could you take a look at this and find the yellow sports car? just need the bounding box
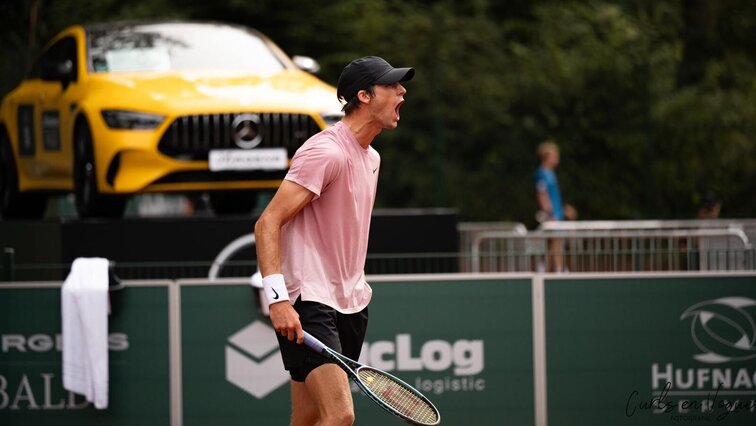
[0,21,342,217]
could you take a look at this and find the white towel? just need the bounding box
[62,257,110,409]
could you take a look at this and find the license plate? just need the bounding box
[208,148,288,171]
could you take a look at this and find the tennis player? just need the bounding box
[255,56,414,425]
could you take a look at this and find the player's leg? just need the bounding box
[290,380,318,426]
[277,300,367,425]
[277,298,351,424]
[304,363,355,425]
[306,305,369,424]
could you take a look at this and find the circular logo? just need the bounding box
[232,114,263,149]
[681,297,756,364]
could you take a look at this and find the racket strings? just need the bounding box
[357,368,439,425]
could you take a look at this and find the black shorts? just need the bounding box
[276,297,369,382]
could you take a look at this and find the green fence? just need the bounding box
[2,273,755,425]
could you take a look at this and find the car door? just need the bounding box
[34,35,81,186]
[8,70,45,186]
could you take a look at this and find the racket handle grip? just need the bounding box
[302,331,327,354]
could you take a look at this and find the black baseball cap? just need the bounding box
[337,56,415,103]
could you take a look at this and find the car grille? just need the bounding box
[158,113,321,160]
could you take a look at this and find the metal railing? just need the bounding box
[469,228,753,273]
[537,218,756,232]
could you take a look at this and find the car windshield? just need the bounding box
[87,23,287,74]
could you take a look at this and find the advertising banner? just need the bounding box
[180,284,292,426]
[0,285,171,425]
[545,275,756,425]
[180,278,534,425]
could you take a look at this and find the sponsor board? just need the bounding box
[180,284,292,426]
[359,333,485,396]
[355,278,532,426]
[546,275,756,425]
[0,332,128,410]
[181,278,533,426]
[220,323,486,400]
[0,286,170,425]
[225,321,288,398]
[6,274,752,424]
[636,297,756,423]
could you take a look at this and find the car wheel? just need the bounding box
[73,121,127,218]
[209,191,258,216]
[0,130,47,219]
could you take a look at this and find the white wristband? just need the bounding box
[262,274,289,306]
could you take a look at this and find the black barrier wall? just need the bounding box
[0,208,458,280]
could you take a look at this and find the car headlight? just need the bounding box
[101,110,165,130]
[320,110,344,126]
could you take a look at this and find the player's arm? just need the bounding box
[256,179,313,276]
[255,180,314,343]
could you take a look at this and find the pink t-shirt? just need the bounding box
[280,121,379,314]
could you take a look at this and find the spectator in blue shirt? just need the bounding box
[535,141,576,272]
[535,145,564,221]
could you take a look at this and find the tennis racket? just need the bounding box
[302,331,441,425]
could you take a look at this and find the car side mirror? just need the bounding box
[292,55,321,74]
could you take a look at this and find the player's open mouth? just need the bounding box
[395,100,404,121]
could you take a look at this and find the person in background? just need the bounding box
[535,140,576,272]
[694,191,725,270]
[697,192,722,219]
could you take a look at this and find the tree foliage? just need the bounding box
[1,0,754,221]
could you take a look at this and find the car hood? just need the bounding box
[86,69,342,115]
